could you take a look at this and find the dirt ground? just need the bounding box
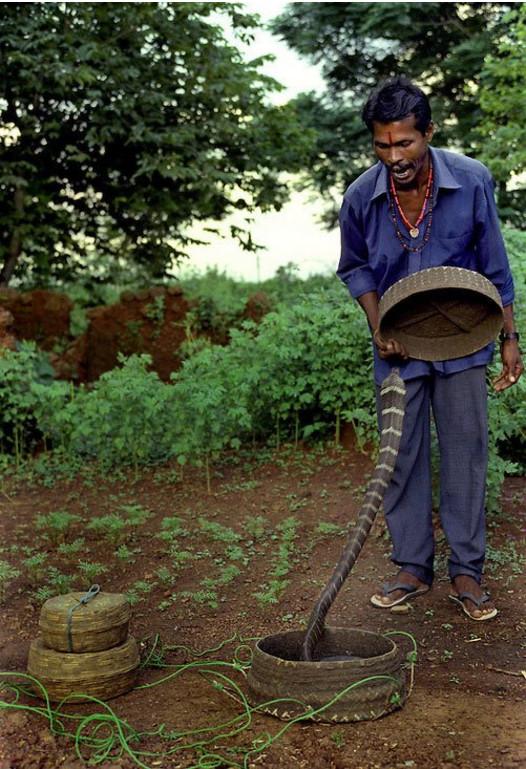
[0,444,525,769]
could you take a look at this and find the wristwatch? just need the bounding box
[499,330,520,344]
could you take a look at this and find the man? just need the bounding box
[337,76,522,621]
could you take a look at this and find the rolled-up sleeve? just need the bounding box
[336,195,377,299]
[475,171,515,307]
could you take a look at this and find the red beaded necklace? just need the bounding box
[389,161,434,239]
[388,160,435,253]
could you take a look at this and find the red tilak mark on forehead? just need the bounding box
[388,132,393,144]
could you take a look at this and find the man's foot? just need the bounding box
[370,570,430,609]
[448,575,497,621]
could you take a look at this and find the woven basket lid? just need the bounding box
[39,589,130,653]
[378,267,503,361]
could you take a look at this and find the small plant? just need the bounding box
[199,518,240,543]
[157,516,187,541]
[119,503,152,526]
[171,549,198,570]
[77,561,108,583]
[221,479,260,493]
[35,510,81,544]
[47,567,75,595]
[225,545,246,563]
[201,564,241,591]
[115,544,137,562]
[254,578,290,605]
[126,579,153,605]
[255,517,299,606]
[0,560,21,602]
[57,538,86,558]
[243,515,267,541]
[315,521,343,536]
[33,585,54,604]
[22,553,48,583]
[180,588,218,609]
[486,541,525,575]
[87,514,128,545]
[156,566,173,585]
[331,730,346,749]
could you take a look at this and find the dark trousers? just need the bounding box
[376,366,488,586]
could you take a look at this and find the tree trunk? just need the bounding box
[0,185,24,287]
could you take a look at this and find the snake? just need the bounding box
[300,368,406,661]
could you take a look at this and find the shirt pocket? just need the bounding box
[428,231,475,267]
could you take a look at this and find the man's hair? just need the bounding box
[362,76,432,135]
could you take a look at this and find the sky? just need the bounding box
[181,1,340,282]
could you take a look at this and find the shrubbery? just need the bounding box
[1,228,525,511]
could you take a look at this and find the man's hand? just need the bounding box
[493,340,524,392]
[373,328,409,360]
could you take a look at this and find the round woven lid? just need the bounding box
[378,267,503,361]
[39,591,130,631]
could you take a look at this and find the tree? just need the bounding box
[478,5,526,225]
[270,2,510,226]
[0,3,312,285]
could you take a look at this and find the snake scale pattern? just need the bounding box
[300,368,406,661]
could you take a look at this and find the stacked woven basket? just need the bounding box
[27,585,140,701]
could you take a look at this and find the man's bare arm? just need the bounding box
[357,291,408,360]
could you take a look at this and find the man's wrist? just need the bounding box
[499,330,520,344]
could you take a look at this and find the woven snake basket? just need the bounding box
[39,591,130,653]
[248,627,406,723]
[27,636,140,702]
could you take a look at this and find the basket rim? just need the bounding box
[254,626,397,667]
[378,267,503,360]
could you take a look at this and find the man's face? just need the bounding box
[372,114,434,188]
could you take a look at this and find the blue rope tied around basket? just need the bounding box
[66,584,101,653]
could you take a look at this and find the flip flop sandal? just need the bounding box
[370,581,430,609]
[448,591,498,621]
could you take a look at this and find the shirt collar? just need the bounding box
[370,146,461,201]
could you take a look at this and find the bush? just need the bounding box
[34,354,177,473]
[2,230,525,510]
[0,342,55,463]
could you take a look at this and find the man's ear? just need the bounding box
[426,121,435,142]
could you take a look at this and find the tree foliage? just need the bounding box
[0,2,312,285]
[270,2,511,225]
[478,5,526,223]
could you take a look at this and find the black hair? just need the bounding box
[361,76,432,135]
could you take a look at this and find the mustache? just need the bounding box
[391,164,414,173]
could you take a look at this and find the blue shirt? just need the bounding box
[337,147,515,383]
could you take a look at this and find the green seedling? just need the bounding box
[87,514,128,545]
[35,510,81,544]
[77,561,108,583]
[157,516,188,541]
[243,516,268,543]
[199,518,240,543]
[57,538,86,558]
[179,589,218,609]
[0,560,21,602]
[47,567,75,595]
[22,553,48,583]
[126,579,154,606]
[115,544,138,562]
[156,567,173,586]
[119,503,152,526]
[254,516,299,607]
